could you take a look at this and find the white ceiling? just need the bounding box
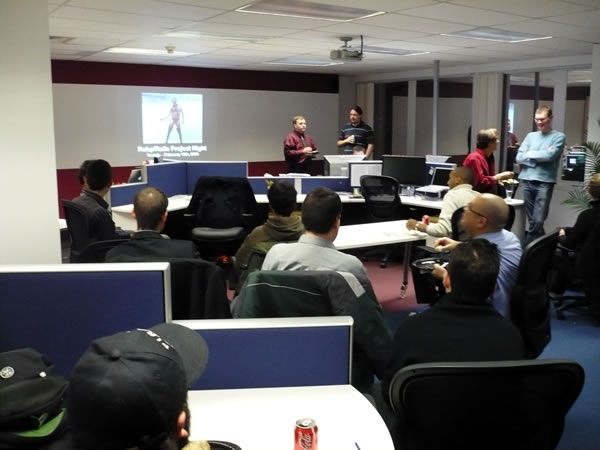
[48,0,600,77]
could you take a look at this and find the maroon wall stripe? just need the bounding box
[51,60,338,93]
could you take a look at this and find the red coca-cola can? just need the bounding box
[295,418,318,450]
[422,215,430,225]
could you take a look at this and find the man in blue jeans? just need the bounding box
[516,105,565,247]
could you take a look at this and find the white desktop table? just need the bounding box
[188,384,394,450]
[335,220,427,297]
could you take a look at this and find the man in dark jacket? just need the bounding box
[73,159,131,242]
[106,186,200,261]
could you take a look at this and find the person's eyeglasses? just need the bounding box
[535,117,548,122]
[466,203,487,220]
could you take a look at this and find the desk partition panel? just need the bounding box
[301,177,350,194]
[176,317,353,389]
[146,162,187,197]
[0,263,171,377]
[186,161,248,194]
[248,176,297,195]
[110,182,148,207]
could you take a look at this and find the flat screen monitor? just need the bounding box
[382,155,426,186]
[0,263,171,377]
[431,167,453,186]
[348,161,382,189]
[127,168,143,183]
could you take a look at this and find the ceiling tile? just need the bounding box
[357,13,474,34]
[450,0,595,18]
[398,3,527,26]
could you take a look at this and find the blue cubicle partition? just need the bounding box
[176,317,352,390]
[110,182,148,206]
[146,162,187,197]
[424,162,456,185]
[301,177,350,194]
[185,161,248,194]
[0,263,171,377]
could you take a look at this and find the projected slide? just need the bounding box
[139,93,207,158]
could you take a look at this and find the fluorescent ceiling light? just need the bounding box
[162,31,265,43]
[236,0,384,22]
[363,46,430,56]
[265,57,342,66]
[442,27,552,43]
[103,47,194,56]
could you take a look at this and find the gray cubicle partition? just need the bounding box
[0,263,171,377]
[176,317,353,390]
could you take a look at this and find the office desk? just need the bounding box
[188,385,394,450]
[335,220,426,297]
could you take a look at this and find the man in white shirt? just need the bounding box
[406,166,479,240]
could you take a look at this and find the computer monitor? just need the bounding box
[431,167,453,186]
[323,155,365,176]
[127,168,143,183]
[348,160,383,189]
[382,155,426,186]
[0,263,171,377]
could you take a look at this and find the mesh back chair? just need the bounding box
[388,359,584,450]
[510,231,559,358]
[359,175,402,268]
[555,220,600,320]
[78,239,129,263]
[62,199,92,262]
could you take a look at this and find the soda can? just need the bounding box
[422,215,430,225]
[294,418,318,450]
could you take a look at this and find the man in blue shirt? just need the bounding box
[516,105,566,246]
[433,194,522,319]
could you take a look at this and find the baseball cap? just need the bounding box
[67,323,209,450]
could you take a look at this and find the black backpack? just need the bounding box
[0,348,69,449]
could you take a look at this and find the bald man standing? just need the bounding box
[432,194,522,318]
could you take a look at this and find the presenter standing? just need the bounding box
[337,106,374,158]
[284,115,318,174]
[516,105,565,246]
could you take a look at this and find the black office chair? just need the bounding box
[233,248,267,295]
[554,221,600,320]
[388,359,585,450]
[78,239,128,263]
[510,230,559,358]
[62,199,91,262]
[359,175,402,268]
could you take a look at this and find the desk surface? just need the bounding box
[188,384,394,450]
[335,220,426,250]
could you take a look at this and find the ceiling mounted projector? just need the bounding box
[330,36,364,62]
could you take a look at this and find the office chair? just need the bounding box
[78,239,128,263]
[554,221,600,320]
[233,248,267,295]
[62,199,92,262]
[359,175,402,268]
[388,359,584,450]
[234,270,391,393]
[510,230,559,358]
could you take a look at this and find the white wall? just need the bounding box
[1,1,61,264]
[53,84,338,169]
[392,96,471,155]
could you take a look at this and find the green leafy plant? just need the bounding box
[563,120,600,212]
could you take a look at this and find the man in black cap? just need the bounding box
[67,323,210,450]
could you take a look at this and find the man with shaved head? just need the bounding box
[106,186,200,261]
[406,166,479,239]
[432,193,522,318]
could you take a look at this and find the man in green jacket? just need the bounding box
[234,180,304,275]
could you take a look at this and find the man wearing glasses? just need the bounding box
[516,106,566,246]
[433,194,522,319]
